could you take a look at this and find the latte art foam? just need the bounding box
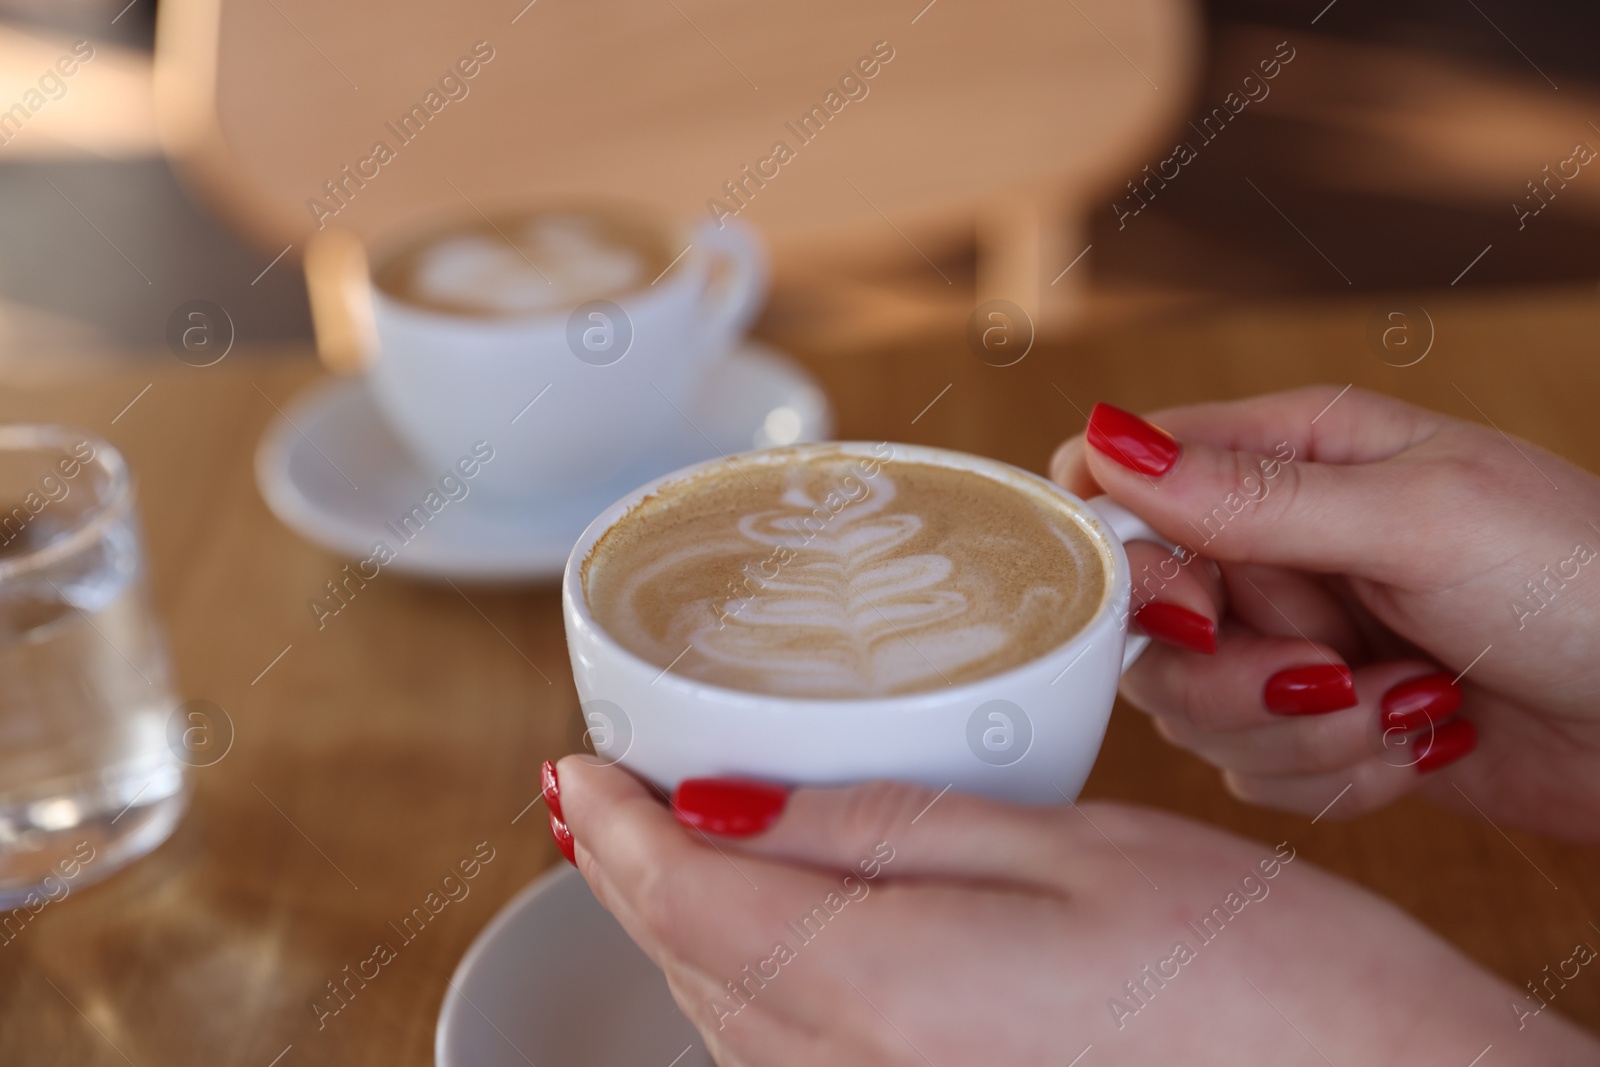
[373,209,674,317]
[583,450,1107,698]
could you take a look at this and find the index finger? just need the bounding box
[1049,386,1444,492]
[1131,387,1443,464]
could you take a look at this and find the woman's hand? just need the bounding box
[551,759,1599,1067]
[1050,387,1600,840]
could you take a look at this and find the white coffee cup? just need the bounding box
[561,442,1169,804]
[335,203,767,497]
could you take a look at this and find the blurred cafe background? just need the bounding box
[3,0,1599,361]
[1,0,1597,1063]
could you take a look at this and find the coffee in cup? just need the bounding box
[582,447,1107,697]
[371,209,676,318]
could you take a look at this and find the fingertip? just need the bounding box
[1086,402,1182,478]
[1122,539,1226,651]
[1263,664,1357,716]
[671,777,790,838]
[1379,671,1461,732]
[540,759,562,822]
[551,753,593,803]
[549,810,577,865]
[1049,434,1098,497]
[1133,600,1217,655]
[553,755,662,830]
[553,752,591,778]
[1414,717,1477,775]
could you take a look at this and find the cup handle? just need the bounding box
[1084,495,1178,673]
[691,219,768,354]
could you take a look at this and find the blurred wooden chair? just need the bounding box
[153,0,1200,340]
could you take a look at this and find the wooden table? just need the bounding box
[4,283,1598,1063]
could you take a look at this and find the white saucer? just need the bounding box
[436,865,713,1067]
[256,342,832,581]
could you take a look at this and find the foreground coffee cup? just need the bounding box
[561,442,1169,804]
[310,201,766,497]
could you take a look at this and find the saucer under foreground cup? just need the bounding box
[255,341,831,581]
[436,865,713,1067]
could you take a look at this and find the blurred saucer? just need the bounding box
[436,865,713,1067]
[256,341,831,581]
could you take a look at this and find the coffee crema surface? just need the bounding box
[583,450,1108,698]
[373,209,676,317]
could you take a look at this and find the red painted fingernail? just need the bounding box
[1381,672,1462,732]
[1087,402,1181,477]
[672,778,789,838]
[540,759,563,822]
[549,811,576,866]
[1264,664,1357,715]
[1133,600,1217,655]
[1415,718,1477,775]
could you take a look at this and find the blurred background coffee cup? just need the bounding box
[305,201,766,498]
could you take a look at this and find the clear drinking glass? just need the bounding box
[0,426,185,908]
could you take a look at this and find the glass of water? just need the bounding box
[0,426,185,908]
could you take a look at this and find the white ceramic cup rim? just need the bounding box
[364,199,703,332]
[562,441,1132,711]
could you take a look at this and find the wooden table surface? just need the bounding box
[4,283,1598,1064]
